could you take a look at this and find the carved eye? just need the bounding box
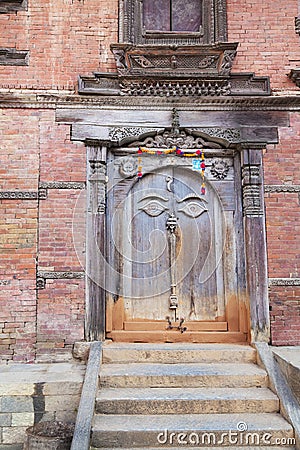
[178,201,207,218]
[139,200,169,217]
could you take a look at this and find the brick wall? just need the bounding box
[0,109,86,362]
[227,0,299,90]
[264,112,300,345]
[0,0,118,90]
[0,0,298,91]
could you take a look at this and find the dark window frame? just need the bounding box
[0,0,27,14]
[119,0,227,45]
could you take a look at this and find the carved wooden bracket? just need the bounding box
[289,68,300,88]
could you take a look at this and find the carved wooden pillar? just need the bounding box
[86,142,108,341]
[241,144,270,343]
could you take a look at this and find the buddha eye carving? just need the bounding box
[178,201,207,218]
[139,200,169,217]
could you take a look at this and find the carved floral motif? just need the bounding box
[119,156,138,178]
[210,159,230,180]
[131,129,224,149]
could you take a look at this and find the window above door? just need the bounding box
[119,0,228,46]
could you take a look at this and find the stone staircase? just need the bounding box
[90,343,295,449]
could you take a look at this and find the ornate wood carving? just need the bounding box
[128,127,228,149]
[110,43,238,77]
[269,278,300,286]
[108,127,160,142]
[78,72,270,97]
[196,128,241,143]
[86,144,107,341]
[265,184,300,193]
[119,156,138,178]
[120,78,232,97]
[295,16,300,35]
[39,181,86,190]
[210,159,230,180]
[36,271,85,289]
[241,146,270,342]
[0,191,38,200]
[88,160,107,214]
[0,48,29,66]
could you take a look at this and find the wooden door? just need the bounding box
[106,153,248,342]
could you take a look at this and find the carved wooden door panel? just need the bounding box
[106,153,247,342]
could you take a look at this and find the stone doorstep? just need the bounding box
[101,342,257,364]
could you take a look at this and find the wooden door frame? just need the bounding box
[84,128,272,344]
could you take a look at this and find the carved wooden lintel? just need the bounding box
[110,43,238,77]
[0,48,29,65]
[78,72,270,97]
[128,127,229,150]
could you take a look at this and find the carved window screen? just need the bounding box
[120,0,227,45]
[143,0,202,33]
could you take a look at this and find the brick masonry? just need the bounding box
[0,0,299,361]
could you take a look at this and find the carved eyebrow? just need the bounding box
[138,194,169,203]
[176,194,208,204]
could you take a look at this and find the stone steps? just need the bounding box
[92,447,296,450]
[96,387,279,415]
[100,362,268,388]
[91,413,294,448]
[91,343,295,449]
[102,343,257,364]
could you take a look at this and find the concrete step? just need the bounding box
[96,387,279,415]
[102,343,256,364]
[99,362,268,388]
[91,413,294,448]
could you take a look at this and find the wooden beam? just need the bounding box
[107,331,247,343]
